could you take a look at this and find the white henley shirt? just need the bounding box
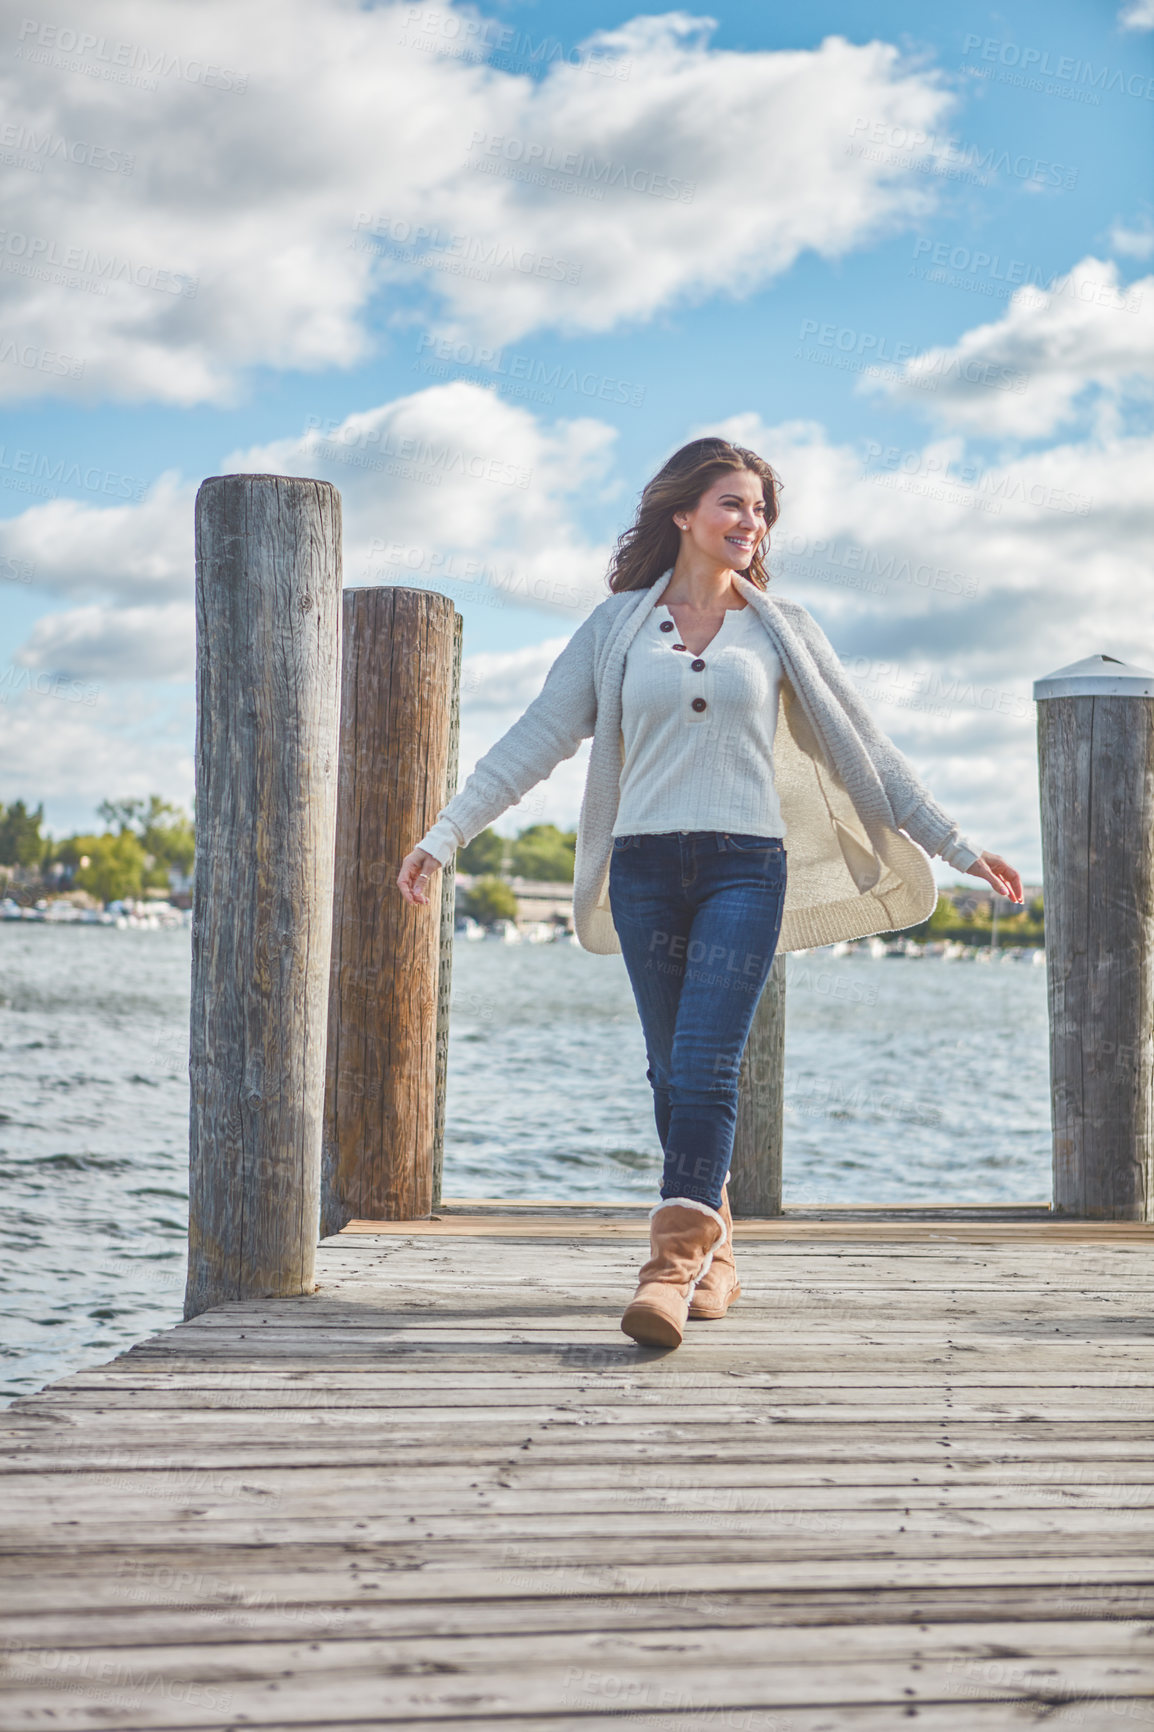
[612,602,786,840]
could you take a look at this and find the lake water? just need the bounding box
[0,924,1051,1404]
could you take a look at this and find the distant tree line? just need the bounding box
[459,823,576,881]
[0,796,195,905]
[1,807,572,915]
[898,893,1045,947]
[456,823,576,926]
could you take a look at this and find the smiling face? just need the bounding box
[674,469,768,572]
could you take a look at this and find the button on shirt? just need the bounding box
[614,602,787,839]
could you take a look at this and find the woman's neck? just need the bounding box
[663,564,748,609]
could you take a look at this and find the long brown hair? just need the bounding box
[607,438,782,593]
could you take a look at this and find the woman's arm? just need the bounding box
[792,607,1024,903]
[398,610,600,905]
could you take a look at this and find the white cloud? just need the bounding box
[225,380,616,615]
[1109,217,1154,260]
[453,637,593,835]
[15,601,194,681]
[1119,0,1154,29]
[400,19,952,344]
[861,256,1154,436]
[459,638,572,710]
[0,683,194,820]
[0,471,193,603]
[1,1,954,402]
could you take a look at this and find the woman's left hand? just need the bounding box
[965,851,1024,905]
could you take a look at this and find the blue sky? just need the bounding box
[1,0,1151,876]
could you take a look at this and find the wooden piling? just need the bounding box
[432,611,464,1211]
[185,474,342,1320]
[1035,653,1154,1220]
[729,956,786,1217]
[321,587,459,1233]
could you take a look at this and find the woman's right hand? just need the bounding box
[963,850,1024,905]
[397,848,443,907]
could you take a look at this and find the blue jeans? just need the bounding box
[608,831,787,1213]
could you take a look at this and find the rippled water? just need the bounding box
[0,925,1051,1402]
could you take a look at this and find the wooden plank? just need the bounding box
[5,1624,1153,1674]
[2,1650,1152,1729]
[338,1214,1154,1240]
[8,1399,1150,1427]
[7,1498,1154,1551]
[3,1580,1152,1633]
[42,1715,1137,1732]
[7,1516,1154,1559]
[43,1337,1154,1371]
[29,1374,1154,1397]
[10,1409,1150,1442]
[7,1601,1154,1651]
[437,1199,1059,1214]
[4,1478,1154,1521]
[7,1447,1154,1491]
[3,1549,1152,1601]
[16,1383,1154,1410]
[70,1715,1137,1732]
[119,1714,1147,1732]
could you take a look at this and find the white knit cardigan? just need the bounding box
[419,569,981,955]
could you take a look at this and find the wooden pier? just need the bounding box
[3,1206,1153,1730]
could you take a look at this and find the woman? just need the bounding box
[398,437,1022,1350]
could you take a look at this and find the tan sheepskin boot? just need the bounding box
[620,1199,726,1349]
[687,1179,740,1319]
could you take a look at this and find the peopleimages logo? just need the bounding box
[401,8,633,80]
[15,19,248,92]
[352,213,582,284]
[910,240,1144,313]
[466,129,696,201]
[0,230,197,297]
[797,319,1029,394]
[774,532,979,597]
[847,117,1078,189]
[363,539,581,611]
[0,445,148,501]
[862,442,1094,517]
[961,34,1154,102]
[413,333,645,407]
[0,120,135,175]
[0,335,84,377]
[0,667,100,706]
[303,416,533,489]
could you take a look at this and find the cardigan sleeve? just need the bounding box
[793,609,982,873]
[415,611,600,865]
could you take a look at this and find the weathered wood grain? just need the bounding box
[5,1218,1154,1731]
[432,608,462,1210]
[185,475,342,1320]
[731,953,786,1216]
[320,587,458,1231]
[1039,691,1154,1219]
[339,1211,1154,1240]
